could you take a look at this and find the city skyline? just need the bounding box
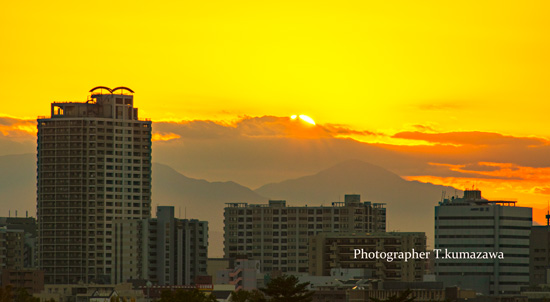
[1,3,550,222]
[3,2,550,300]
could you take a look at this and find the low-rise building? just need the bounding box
[216,258,262,290]
[207,258,230,284]
[0,268,44,294]
[312,280,475,302]
[309,232,426,281]
[35,282,146,302]
[0,217,39,269]
[0,228,25,271]
[112,206,208,285]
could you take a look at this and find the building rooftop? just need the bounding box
[439,189,517,206]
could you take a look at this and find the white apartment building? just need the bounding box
[224,194,386,274]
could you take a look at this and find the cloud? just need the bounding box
[0,116,36,141]
[425,162,550,181]
[0,117,21,126]
[152,132,181,142]
[153,116,380,141]
[392,131,548,147]
[2,114,550,208]
[412,124,436,132]
[322,124,382,137]
[534,187,550,195]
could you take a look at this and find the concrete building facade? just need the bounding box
[529,225,550,286]
[0,217,38,268]
[223,194,386,274]
[0,268,44,294]
[207,258,230,284]
[311,280,476,302]
[216,258,262,290]
[37,87,152,284]
[112,206,208,285]
[0,228,25,271]
[434,190,531,295]
[308,232,426,281]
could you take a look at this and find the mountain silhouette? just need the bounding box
[0,154,266,257]
[0,153,36,217]
[256,159,461,247]
[152,163,266,256]
[0,155,459,255]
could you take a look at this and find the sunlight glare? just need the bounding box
[299,115,315,125]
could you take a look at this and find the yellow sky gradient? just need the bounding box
[2,1,550,217]
[1,1,549,137]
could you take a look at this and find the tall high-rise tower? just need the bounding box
[37,87,152,284]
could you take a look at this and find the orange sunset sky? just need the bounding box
[1,1,550,221]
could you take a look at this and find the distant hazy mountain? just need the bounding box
[152,163,266,256]
[0,154,266,257]
[256,159,461,247]
[0,153,36,217]
[0,155,461,255]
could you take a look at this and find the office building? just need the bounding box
[37,87,152,284]
[113,206,208,285]
[309,232,426,281]
[224,194,386,273]
[529,225,550,286]
[434,190,531,295]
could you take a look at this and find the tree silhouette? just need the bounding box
[17,288,38,302]
[0,286,13,302]
[158,288,217,302]
[260,275,313,302]
[229,289,267,302]
[110,295,128,302]
[370,289,416,302]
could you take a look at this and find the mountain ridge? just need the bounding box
[0,153,460,255]
[255,159,460,246]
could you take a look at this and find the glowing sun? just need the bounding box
[291,114,316,125]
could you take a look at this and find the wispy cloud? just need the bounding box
[426,162,550,181]
[0,116,36,141]
[392,131,548,147]
[2,114,550,211]
[152,132,181,142]
[153,116,381,141]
